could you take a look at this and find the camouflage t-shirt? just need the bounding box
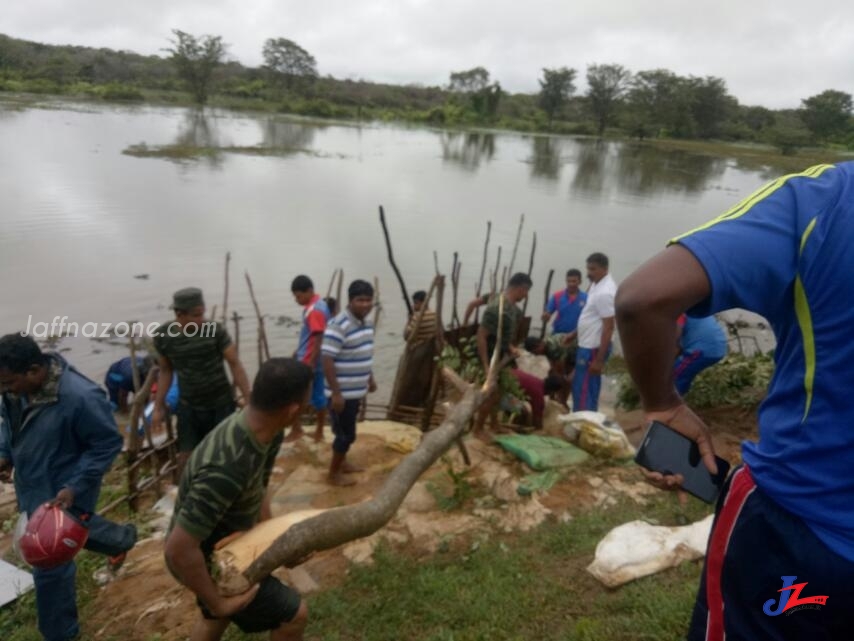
[153,320,233,408]
[480,294,523,359]
[169,409,281,555]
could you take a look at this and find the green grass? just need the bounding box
[0,491,709,641]
[214,492,710,641]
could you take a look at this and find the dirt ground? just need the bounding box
[2,404,759,641]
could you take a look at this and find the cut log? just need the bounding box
[214,509,325,593]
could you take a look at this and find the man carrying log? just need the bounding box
[164,358,312,641]
[152,287,252,474]
[322,279,376,486]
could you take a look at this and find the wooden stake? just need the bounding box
[433,251,440,277]
[326,268,339,299]
[450,252,460,329]
[475,221,491,323]
[491,246,502,294]
[521,232,537,317]
[222,251,231,324]
[507,213,525,276]
[378,205,413,317]
[245,271,270,364]
[539,268,555,339]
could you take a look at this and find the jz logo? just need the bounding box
[763,576,829,616]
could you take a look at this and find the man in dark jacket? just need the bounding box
[0,333,136,641]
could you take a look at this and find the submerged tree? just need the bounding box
[262,38,318,90]
[586,63,631,136]
[165,29,226,105]
[448,67,502,121]
[538,67,576,126]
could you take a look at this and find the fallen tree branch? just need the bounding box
[214,371,491,594]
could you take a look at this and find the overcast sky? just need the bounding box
[5,0,854,109]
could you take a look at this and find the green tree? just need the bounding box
[625,69,685,139]
[538,67,576,126]
[689,76,734,139]
[448,67,501,121]
[165,29,226,105]
[766,111,812,155]
[449,67,490,93]
[586,63,631,136]
[800,89,853,142]
[262,38,317,90]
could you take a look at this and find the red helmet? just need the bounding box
[19,503,89,569]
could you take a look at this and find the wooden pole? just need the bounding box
[378,205,413,317]
[433,251,440,277]
[372,276,381,328]
[539,268,555,339]
[231,311,241,393]
[491,246,502,294]
[507,213,525,276]
[450,252,460,329]
[128,333,141,396]
[326,268,339,299]
[521,232,537,317]
[475,221,491,324]
[126,367,157,512]
[336,269,344,316]
[222,251,231,325]
[245,271,270,363]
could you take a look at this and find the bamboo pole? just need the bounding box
[539,268,555,339]
[507,213,525,276]
[521,232,537,317]
[378,205,413,317]
[222,251,231,324]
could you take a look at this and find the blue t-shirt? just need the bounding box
[681,316,727,359]
[673,161,854,561]
[546,289,588,333]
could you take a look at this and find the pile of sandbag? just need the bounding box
[558,411,636,460]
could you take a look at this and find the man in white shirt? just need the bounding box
[573,252,617,411]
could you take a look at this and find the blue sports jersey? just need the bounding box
[296,296,331,363]
[546,289,588,333]
[681,316,727,359]
[673,162,854,561]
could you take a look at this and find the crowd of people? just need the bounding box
[13,160,853,641]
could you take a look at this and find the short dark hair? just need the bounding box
[413,290,427,303]
[348,279,374,301]
[251,358,313,412]
[508,273,533,288]
[524,336,543,353]
[566,269,582,279]
[291,275,314,293]
[586,253,609,269]
[543,374,564,395]
[0,334,45,373]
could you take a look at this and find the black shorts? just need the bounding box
[176,400,235,452]
[198,575,301,633]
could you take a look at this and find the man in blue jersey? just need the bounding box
[616,162,854,640]
[322,280,376,486]
[289,275,331,442]
[673,314,728,395]
[541,268,587,336]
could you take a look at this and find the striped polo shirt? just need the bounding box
[322,309,375,399]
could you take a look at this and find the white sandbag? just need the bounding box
[586,514,713,588]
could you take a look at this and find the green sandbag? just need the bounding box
[494,434,590,471]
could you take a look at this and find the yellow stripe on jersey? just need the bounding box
[796,217,819,422]
[669,164,835,244]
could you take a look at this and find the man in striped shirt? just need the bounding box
[322,280,376,486]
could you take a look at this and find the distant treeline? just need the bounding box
[1,32,852,154]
